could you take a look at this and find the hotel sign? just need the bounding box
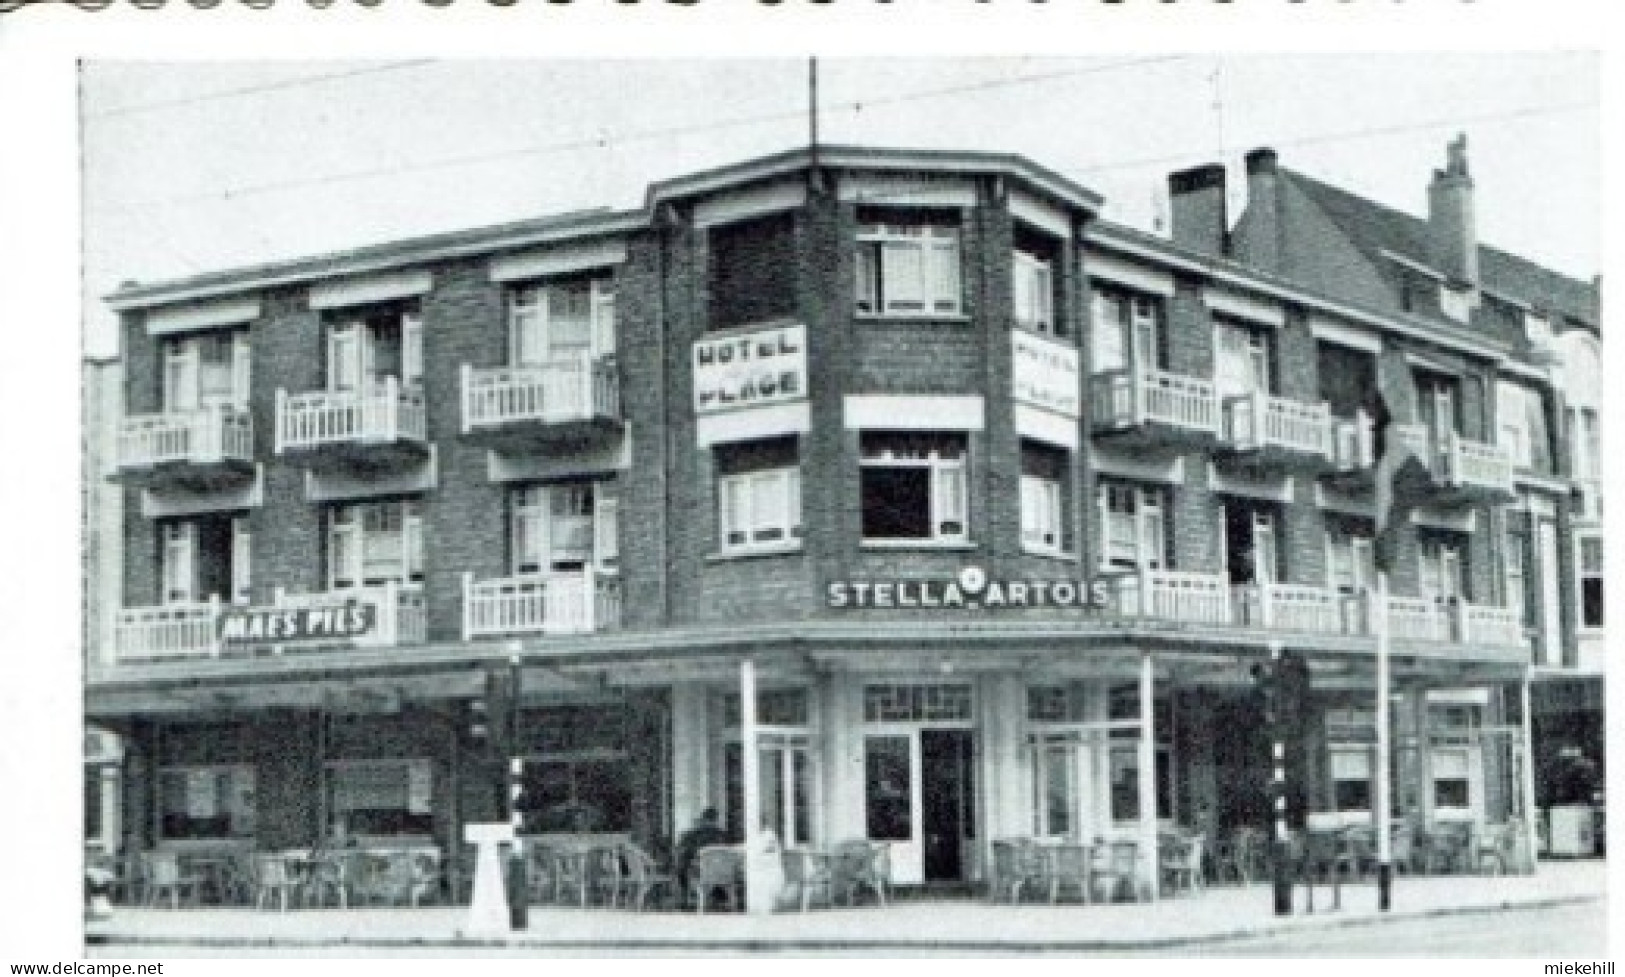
[1011,331,1080,417]
[693,323,807,414]
[827,566,1111,611]
[218,599,377,646]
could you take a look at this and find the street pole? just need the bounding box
[1269,641,1292,917]
[506,648,528,930]
[1374,573,1393,912]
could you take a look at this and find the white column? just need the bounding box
[670,683,710,841]
[740,659,769,914]
[1520,673,1539,873]
[1139,652,1159,901]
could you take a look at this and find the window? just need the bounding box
[158,765,256,841]
[328,500,423,589]
[326,305,422,391]
[1326,522,1376,595]
[715,437,802,554]
[1033,739,1075,838]
[512,483,616,573]
[859,431,967,543]
[855,215,962,318]
[1223,503,1279,585]
[1431,749,1472,811]
[1505,529,1529,624]
[1020,440,1068,555]
[1497,381,1553,473]
[1570,407,1601,483]
[863,683,974,723]
[1091,288,1162,374]
[1109,744,1173,825]
[163,330,249,411]
[1214,318,1272,399]
[510,277,614,365]
[1011,231,1059,336]
[1416,373,1460,442]
[1419,534,1466,604]
[326,760,433,837]
[1578,534,1603,629]
[1330,748,1372,813]
[159,514,250,605]
[1098,481,1166,570]
[710,214,797,330]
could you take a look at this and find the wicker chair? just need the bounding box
[781,848,835,912]
[143,851,203,909]
[831,840,889,907]
[1091,840,1148,903]
[1048,843,1092,904]
[619,842,677,911]
[690,845,744,913]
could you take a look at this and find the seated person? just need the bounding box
[675,807,728,893]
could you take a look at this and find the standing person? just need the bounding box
[675,808,727,901]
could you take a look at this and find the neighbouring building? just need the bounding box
[83,356,125,857]
[87,139,1599,894]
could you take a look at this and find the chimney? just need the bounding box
[1427,134,1478,287]
[1243,148,1282,274]
[1168,163,1228,256]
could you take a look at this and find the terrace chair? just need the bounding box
[305,851,356,908]
[619,842,677,911]
[781,848,835,912]
[988,839,1022,903]
[525,845,559,905]
[143,851,202,909]
[1213,826,1265,885]
[1010,841,1052,904]
[551,847,591,907]
[251,853,298,912]
[1091,840,1147,903]
[589,845,626,907]
[1048,843,1092,905]
[690,845,744,914]
[1160,833,1204,894]
[831,840,889,907]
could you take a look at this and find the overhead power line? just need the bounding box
[85,60,437,119]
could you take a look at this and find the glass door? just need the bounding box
[864,733,921,884]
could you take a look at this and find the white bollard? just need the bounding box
[462,823,514,938]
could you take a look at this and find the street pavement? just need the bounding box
[86,858,1607,955]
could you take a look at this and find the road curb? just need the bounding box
[87,892,1604,953]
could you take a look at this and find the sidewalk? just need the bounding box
[87,859,1607,952]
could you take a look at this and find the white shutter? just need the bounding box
[927,229,962,315]
[329,507,360,590]
[1131,299,1160,370]
[230,332,251,408]
[787,467,802,539]
[404,502,423,582]
[591,279,616,360]
[512,488,545,574]
[403,310,424,387]
[1441,547,1462,601]
[854,244,879,315]
[510,286,545,367]
[1214,322,1251,399]
[1140,493,1165,570]
[1327,536,1352,592]
[1253,513,1278,584]
[1092,294,1126,373]
[1012,257,1035,330]
[881,240,925,314]
[231,516,252,605]
[164,343,199,412]
[933,460,967,539]
[1420,545,1442,602]
[328,323,361,392]
[162,522,197,604]
[720,475,747,549]
[593,486,619,571]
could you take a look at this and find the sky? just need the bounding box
[81,54,1599,359]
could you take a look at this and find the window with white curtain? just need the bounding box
[163,329,249,411]
[1020,440,1068,555]
[713,437,802,554]
[326,760,434,837]
[326,305,422,391]
[855,218,962,318]
[1091,288,1162,374]
[509,277,614,366]
[158,765,256,841]
[1012,250,1056,335]
[511,483,616,573]
[328,499,423,589]
[1097,481,1166,570]
[1214,317,1272,399]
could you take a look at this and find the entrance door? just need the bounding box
[920,729,975,884]
[864,729,976,885]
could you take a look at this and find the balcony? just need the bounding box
[1089,368,1220,450]
[1105,570,1525,652]
[460,357,622,452]
[114,407,255,491]
[113,584,426,663]
[1392,424,1515,504]
[462,570,621,641]
[274,377,428,473]
[1218,393,1335,473]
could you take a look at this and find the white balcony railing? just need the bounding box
[117,406,254,470]
[1223,392,1334,458]
[462,570,621,640]
[113,583,424,663]
[1390,424,1513,496]
[1111,569,1232,625]
[275,377,426,453]
[1090,368,1220,436]
[1383,595,1452,643]
[114,598,222,661]
[1461,603,1524,648]
[1231,582,1350,635]
[460,357,620,433]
